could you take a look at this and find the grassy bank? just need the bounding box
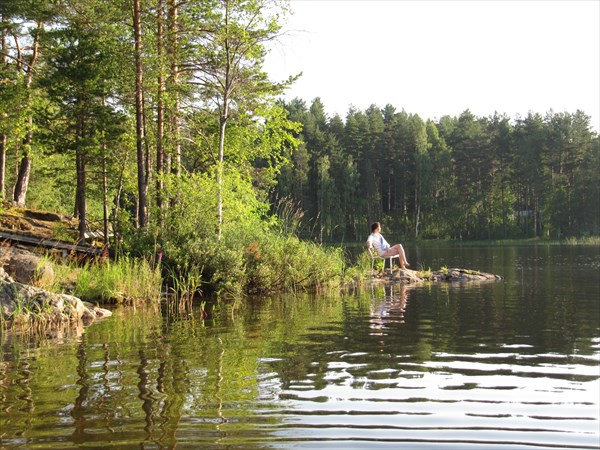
[38,256,163,304]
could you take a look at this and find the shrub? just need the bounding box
[131,172,345,297]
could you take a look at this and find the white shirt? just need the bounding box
[367,232,390,256]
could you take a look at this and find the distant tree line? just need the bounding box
[273,98,599,241]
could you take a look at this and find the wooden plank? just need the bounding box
[0,231,104,255]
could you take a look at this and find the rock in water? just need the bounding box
[0,267,111,325]
[371,267,502,283]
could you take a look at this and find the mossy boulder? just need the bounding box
[0,247,54,285]
[0,267,111,326]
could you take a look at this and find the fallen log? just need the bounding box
[0,231,104,256]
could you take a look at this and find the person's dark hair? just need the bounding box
[371,222,380,232]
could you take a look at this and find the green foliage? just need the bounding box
[236,232,345,295]
[131,172,344,297]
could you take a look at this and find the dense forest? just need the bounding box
[0,0,347,295]
[1,0,300,233]
[274,99,599,242]
[1,0,598,291]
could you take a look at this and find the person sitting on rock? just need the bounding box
[367,221,410,270]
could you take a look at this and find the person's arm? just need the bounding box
[366,235,374,249]
[381,235,390,250]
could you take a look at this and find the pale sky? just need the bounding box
[264,0,600,131]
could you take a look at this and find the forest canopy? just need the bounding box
[274,99,599,241]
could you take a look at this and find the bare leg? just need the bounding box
[383,244,410,269]
[396,244,409,268]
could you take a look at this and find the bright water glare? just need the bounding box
[1,244,599,449]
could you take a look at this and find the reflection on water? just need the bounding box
[369,284,409,333]
[0,244,599,449]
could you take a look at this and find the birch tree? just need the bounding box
[193,0,291,240]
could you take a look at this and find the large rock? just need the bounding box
[0,267,111,325]
[371,267,502,283]
[0,247,54,285]
[390,268,423,284]
[429,268,503,282]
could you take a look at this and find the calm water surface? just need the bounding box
[1,244,599,449]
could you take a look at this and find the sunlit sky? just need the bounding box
[264,0,600,131]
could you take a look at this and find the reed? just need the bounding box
[167,268,202,314]
[41,256,163,304]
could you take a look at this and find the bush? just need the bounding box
[130,172,345,297]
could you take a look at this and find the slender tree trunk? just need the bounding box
[112,152,129,256]
[102,142,109,247]
[76,150,87,241]
[168,0,180,176]
[133,0,147,228]
[415,204,420,239]
[414,168,420,238]
[13,154,31,207]
[12,21,41,207]
[156,0,165,216]
[1,20,7,199]
[216,0,232,242]
[501,180,506,238]
[75,110,87,242]
[76,149,87,241]
[0,135,6,200]
[387,175,391,212]
[217,115,227,241]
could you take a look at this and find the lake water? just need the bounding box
[1,244,599,449]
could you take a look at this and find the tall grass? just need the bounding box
[39,256,163,304]
[227,231,346,295]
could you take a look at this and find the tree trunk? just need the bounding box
[216,0,232,242]
[156,0,165,216]
[13,155,31,207]
[415,203,420,239]
[414,170,420,238]
[1,21,6,199]
[73,108,87,242]
[217,116,227,241]
[0,134,6,199]
[112,152,129,256]
[12,21,41,208]
[102,142,109,248]
[76,148,87,241]
[133,0,147,228]
[168,0,181,176]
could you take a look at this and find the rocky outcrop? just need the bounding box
[0,246,54,285]
[0,267,111,326]
[373,267,502,283]
[426,268,503,282]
